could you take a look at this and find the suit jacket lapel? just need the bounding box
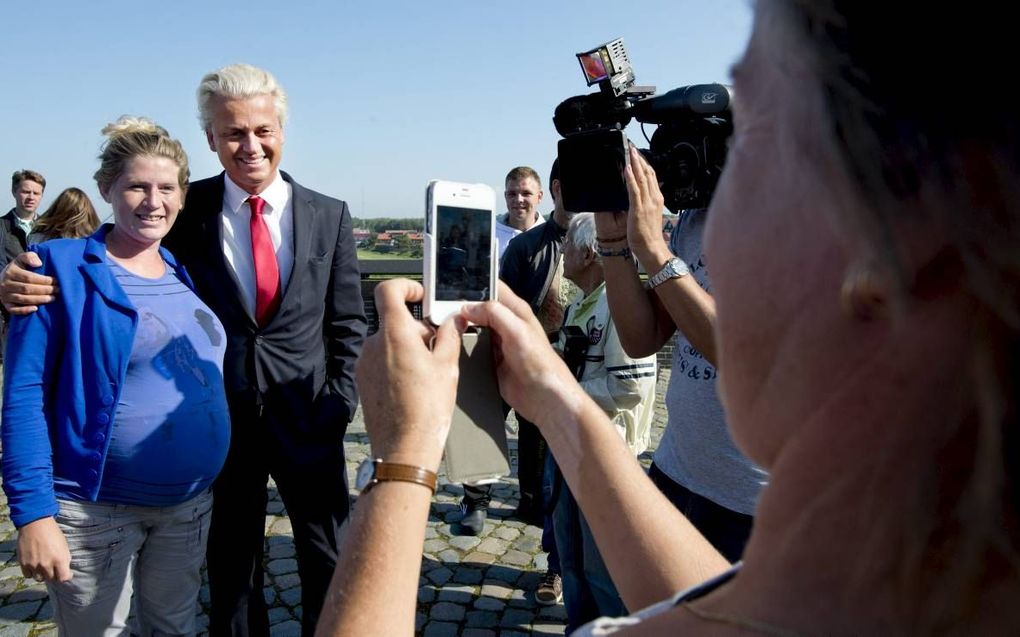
[201,174,255,325]
[282,171,316,303]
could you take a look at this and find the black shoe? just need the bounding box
[459,499,487,536]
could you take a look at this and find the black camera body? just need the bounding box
[555,38,733,213]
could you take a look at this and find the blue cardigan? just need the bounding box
[1,226,197,528]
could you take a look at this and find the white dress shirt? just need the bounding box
[220,172,295,320]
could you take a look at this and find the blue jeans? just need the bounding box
[47,490,213,636]
[545,454,624,632]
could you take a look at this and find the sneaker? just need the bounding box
[535,570,563,606]
[459,499,487,536]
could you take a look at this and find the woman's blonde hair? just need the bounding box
[93,116,189,195]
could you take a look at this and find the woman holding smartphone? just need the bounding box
[1,117,231,635]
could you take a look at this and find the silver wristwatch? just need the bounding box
[646,257,690,289]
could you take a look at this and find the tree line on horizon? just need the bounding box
[352,217,424,232]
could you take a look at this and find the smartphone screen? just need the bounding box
[436,205,493,301]
[557,129,630,213]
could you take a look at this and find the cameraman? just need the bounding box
[594,145,766,562]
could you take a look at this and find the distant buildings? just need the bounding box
[355,228,424,253]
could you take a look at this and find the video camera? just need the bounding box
[555,38,733,213]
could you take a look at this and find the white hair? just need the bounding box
[196,63,288,131]
[567,213,600,262]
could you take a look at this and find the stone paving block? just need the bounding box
[537,604,568,620]
[452,567,484,585]
[500,607,536,629]
[269,518,293,535]
[415,612,426,631]
[279,587,301,607]
[484,564,519,584]
[423,539,449,553]
[429,601,466,622]
[0,566,22,581]
[11,587,45,599]
[35,598,52,621]
[266,501,285,515]
[436,584,474,603]
[274,573,301,590]
[268,606,292,625]
[507,587,530,608]
[462,551,496,565]
[418,586,437,603]
[512,536,540,553]
[476,537,509,555]
[266,558,298,576]
[462,629,497,637]
[269,619,301,637]
[0,624,30,637]
[532,621,567,634]
[448,535,481,551]
[423,621,460,637]
[473,596,507,612]
[522,525,543,539]
[268,543,295,559]
[492,526,520,541]
[480,581,514,600]
[466,609,500,627]
[0,579,19,598]
[500,628,531,637]
[532,552,549,571]
[0,600,40,624]
[500,550,533,567]
[426,567,454,586]
[438,549,460,563]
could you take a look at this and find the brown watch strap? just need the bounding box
[366,460,438,494]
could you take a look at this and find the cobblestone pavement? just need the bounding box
[0,371,670,636]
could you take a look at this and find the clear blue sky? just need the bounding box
[3,1,752,220]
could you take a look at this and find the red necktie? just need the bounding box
[248,196,282,327]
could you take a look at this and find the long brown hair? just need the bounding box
[31,187,100,240]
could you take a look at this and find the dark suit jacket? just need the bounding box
[0,209,30,267]
[163,171,366,441]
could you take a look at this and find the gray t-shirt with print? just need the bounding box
[653,208,767,515]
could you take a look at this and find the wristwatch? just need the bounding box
[646,257,690,289]
[355,459,438,495]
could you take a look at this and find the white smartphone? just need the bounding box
[423,180,498,325]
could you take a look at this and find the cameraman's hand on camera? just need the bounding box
[1,251,57,315]
[624,144,674,269]
[462,283,587,427]
[355,279,466,472]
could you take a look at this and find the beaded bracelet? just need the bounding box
[597,244,633,258]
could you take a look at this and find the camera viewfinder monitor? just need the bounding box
[578,50,610,85]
